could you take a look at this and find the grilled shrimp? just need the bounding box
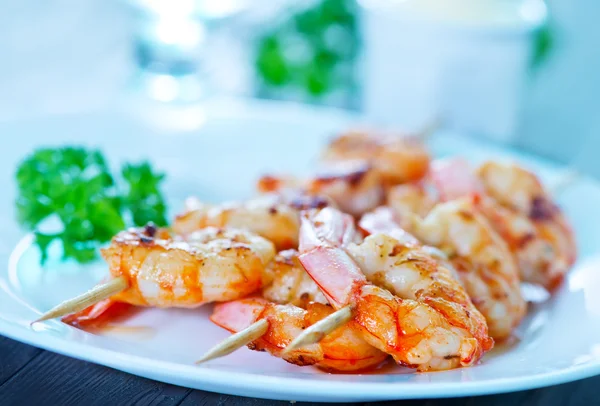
[387,182,436,222]
[321,130,430,185]
[298,207,493,371]
[358,207,459,277]
[173,194,303,250]
[427,158,576,290]
[258,160,384,217]
[211,297,388,372]
[476,161,577,289]
[362,201,526,339]
[261,249,328,307]
[408,197,527,339]
[63,224,275,325]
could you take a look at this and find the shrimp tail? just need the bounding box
[61,298,132,328]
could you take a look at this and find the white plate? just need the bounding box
[0,99,598,402]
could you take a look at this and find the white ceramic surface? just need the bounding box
[0,100,598,402]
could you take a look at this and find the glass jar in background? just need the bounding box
[125,0,252,103]
[121,0,304,131]
[359,0,547,142]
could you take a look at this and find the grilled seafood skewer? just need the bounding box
[293,207,492,371]
[173,193,333,251]
[33,225,276,324]
[390,158,577,290]
[198,250,387,371]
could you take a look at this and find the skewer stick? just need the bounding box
[32,276,128,323]
[195,319,269,365]
[282,305,354,354]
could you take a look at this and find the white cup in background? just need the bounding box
[359,0,547,142]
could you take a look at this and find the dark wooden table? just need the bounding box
[1,335,597,406]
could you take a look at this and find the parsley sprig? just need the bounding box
[15,147,168,264]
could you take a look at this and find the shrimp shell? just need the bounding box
[477,161,577,289]
[258,160,384,217]
[173,195,300,250]
[102,226,275,307]
[414,197,527,339]
[321,130,430,185]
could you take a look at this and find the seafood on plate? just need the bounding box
[256,128,432,217]
[321,130,431,186]
[203,249,388,371]
[258,160,385,217]
[41,224,276,325]
[389,158,577,291]
[475,161,577,289]
[361,200,527,340]
[211,297,388,372]
[31,126,579,374]
[298,207,493,371]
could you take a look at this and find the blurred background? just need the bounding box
[0,0,598,174]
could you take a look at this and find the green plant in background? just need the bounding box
[255,0,358,103]
[532,24,554,69]
[256,0,553,102]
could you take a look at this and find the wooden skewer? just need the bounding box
[32,276,128,324]
[196,306,354,365]
[195,319,269,365]
[282,305,354,354]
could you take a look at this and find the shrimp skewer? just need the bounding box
[199,250,387,371]
[208,298,388,372]
[257,130,431,218]
[296,207,492,371]
[34,224,276,324]
[321,129,431,186]
[257,129,431,217]
[197,248,326,364]
[259,160,384,217]
[475,161,577,289]
[407,198,526,339]
[365,193,526,339]
[173,193,332,251]
[402,158,577,291]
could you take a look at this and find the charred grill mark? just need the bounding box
[291,354,314,366]
[139,235,154,245]
[530,196,557,221]
[517,233,535,248]
[143,222,157,237]
[457,210,474,220]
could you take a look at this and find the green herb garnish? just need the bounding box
[15,147,168,264]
